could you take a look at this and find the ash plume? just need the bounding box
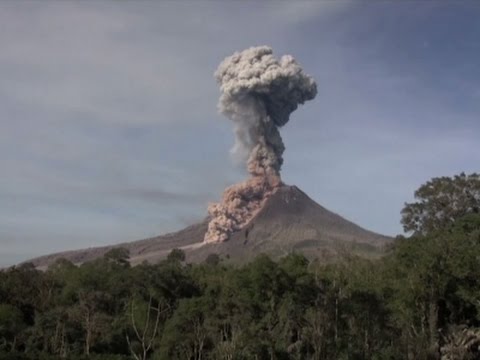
[205,46,317,243]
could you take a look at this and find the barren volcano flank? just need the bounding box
[28,185,391,268]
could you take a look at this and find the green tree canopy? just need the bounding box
[401,172,480,235]
[166,249,186,263]
[104,248,130,268]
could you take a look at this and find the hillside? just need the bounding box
[27,185,391,268]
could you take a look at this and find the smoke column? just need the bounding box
[205,46,317,243]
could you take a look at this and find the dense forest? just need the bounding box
[1,173,480,360]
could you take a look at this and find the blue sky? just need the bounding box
[1,1,479,266]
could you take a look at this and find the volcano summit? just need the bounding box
[27,185,391,268]
[25,47,392,268]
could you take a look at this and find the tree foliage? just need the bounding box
[1,173,480,359]
[2,220,479,360]
[401,172,480,234]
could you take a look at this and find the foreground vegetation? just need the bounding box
[1,173,480,360]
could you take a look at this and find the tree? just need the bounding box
[29,307,70,357]
[104,248,131,268]
[126,295,169,360]
[441,326,480,360]
[387,214,480,359]
[158,297,211,360]
[0,304,25,352]
[401,173,480,235]
[167,249,186,263]
[69,290,111,356]
[204,254,220,267]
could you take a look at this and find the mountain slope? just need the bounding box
[185,185,391,262]
[27,185,392,268]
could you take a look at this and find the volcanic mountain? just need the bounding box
[27,185,392,268]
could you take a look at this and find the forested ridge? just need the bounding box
[1,173,480,360]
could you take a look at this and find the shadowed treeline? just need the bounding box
[0,215,480,359]
[1,173,480,360]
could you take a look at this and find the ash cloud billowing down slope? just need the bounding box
[205,46,317,243]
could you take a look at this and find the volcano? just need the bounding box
[27,185,391,268]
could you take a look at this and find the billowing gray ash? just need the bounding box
[205,46,317,243]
